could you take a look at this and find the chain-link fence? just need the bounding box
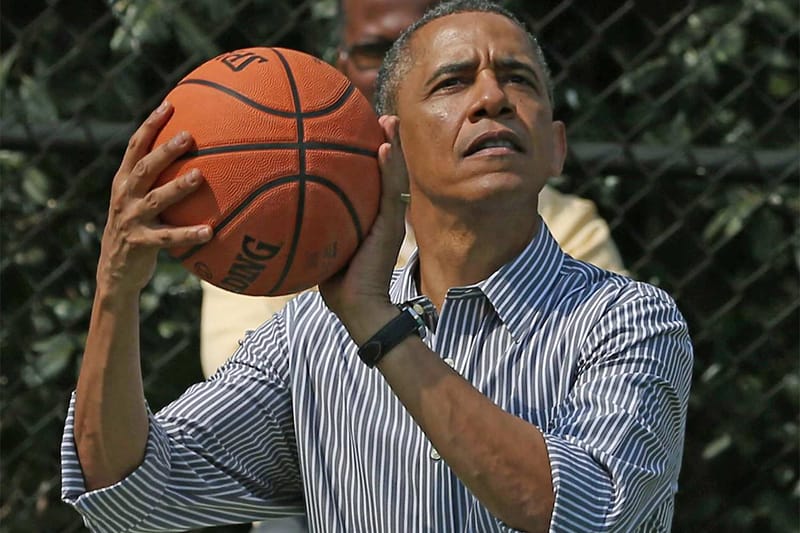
[2,0,798,531]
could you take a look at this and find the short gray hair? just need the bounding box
[375,0,553,115]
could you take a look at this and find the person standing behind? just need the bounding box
[200,0,626,376]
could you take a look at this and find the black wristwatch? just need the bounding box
[357,303,428,367]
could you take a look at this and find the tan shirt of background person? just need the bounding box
[200,0,626,378]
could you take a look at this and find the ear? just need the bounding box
[550,120,567,177]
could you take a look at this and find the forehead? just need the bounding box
[409,11,540,71]
[343,0,434,40]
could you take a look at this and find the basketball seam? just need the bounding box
[268,48,306,295]
[179,142,377,160]
[174,174,364,262]
[176,78,357,118]
[306,175,364,242]
[174,174,301,262]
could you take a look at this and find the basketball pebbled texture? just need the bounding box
[152,47,383,296]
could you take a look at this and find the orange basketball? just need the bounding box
[153,47,382,296]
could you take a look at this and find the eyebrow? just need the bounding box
[424,60,475,87]
[424,57,545,92]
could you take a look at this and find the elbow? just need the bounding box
[74,424,142,491]
[494,486,554,533]
[74,429,114,491]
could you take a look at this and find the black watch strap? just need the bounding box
[357,305,426,367]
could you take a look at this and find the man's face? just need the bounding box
[396,12,566,210]
[337,0,435,103]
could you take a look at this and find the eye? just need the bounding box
[506,74,536,87]
[433,77,467,92]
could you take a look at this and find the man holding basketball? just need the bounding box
[62,1,692,532]
[199,0,626,377]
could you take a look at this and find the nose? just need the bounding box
[468,71,514,120]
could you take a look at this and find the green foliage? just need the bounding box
[1,1,797,532]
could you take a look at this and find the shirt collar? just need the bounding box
[390,221,564,341]
[477,221,564,341]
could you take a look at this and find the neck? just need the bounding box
[410,200,540,310]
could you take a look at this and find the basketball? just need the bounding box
[152,47,383,296]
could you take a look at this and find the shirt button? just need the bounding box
[443,358,455,368]
[430,448,441,461]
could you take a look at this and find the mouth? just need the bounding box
[464,130,525,157]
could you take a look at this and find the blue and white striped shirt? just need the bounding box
[62,222,693,532]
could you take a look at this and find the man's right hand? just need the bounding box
[74,101,212,491]
[97,100,212,295]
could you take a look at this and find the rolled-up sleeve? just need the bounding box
[544,284,693,532]
[61,397,174,531]
[60,314,306,532]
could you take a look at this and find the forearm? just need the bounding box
[74,286,148,491]
[374,329,553,532]
[69,102,212,491]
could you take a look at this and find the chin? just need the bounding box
[414,164,545,209]
[472,171,540,199]
[437,174,540,211]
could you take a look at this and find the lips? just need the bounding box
[464,130,524,156]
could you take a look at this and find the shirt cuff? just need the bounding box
[544,434,613,532]
[61,392,171,533]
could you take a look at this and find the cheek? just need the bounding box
[399,130,430,182]
[428,102,455,129]
[401,115,450,177]
[522,108,555,156]
[534,107,553,140]
[407,106,456,157]
[397,99,462,188]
